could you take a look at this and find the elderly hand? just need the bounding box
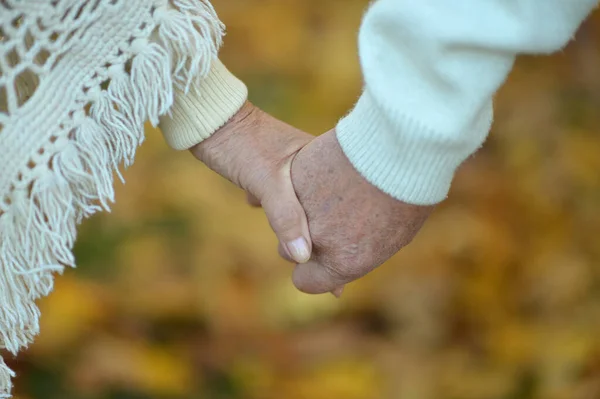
[288,129,434,296]
[190,102,313,264]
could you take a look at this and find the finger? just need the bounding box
[278,242,294,263]
[246,192,262,207]
[262,190,311,264]
[260,159,312,264]
[331,286,345,298]
[292,260,348,295]
[282,245,343,297]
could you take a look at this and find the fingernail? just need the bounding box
[286,237,311,263]
[331,287,344,299]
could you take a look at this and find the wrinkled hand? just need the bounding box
[289,130,434,295]
[190,102,313,264]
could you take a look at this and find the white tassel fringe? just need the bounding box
[0,1,223,396]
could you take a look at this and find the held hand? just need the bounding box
[190,102,313,264]
[289,130,434,295]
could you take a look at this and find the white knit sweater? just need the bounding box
[0,0,598,397]
[336,0,599,204]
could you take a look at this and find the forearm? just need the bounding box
[337,0,598,205]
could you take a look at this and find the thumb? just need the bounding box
[259,160,312,264]
[246,192,262,208]
[262,192,312,264]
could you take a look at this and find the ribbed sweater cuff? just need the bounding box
[336,91,492,205]
[160,59,248,150]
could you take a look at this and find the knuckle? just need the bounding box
[319,242,377,282]
[324,258,364,283]
[270,204,303,232]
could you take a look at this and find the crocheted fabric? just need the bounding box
[0,0,222,396]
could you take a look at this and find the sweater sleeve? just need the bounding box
[336,0,598,205]
[159,58,248,150]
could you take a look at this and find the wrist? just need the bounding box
[190,101,258,190]
[191,102,312,197]
[336,90,492,205]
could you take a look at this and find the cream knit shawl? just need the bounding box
[0,0,222,396]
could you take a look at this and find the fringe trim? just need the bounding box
[0,360,14,399]
[0,1,223,396]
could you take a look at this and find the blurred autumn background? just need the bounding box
[7,1,600,398]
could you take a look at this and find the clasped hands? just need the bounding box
[191,102,433,297]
